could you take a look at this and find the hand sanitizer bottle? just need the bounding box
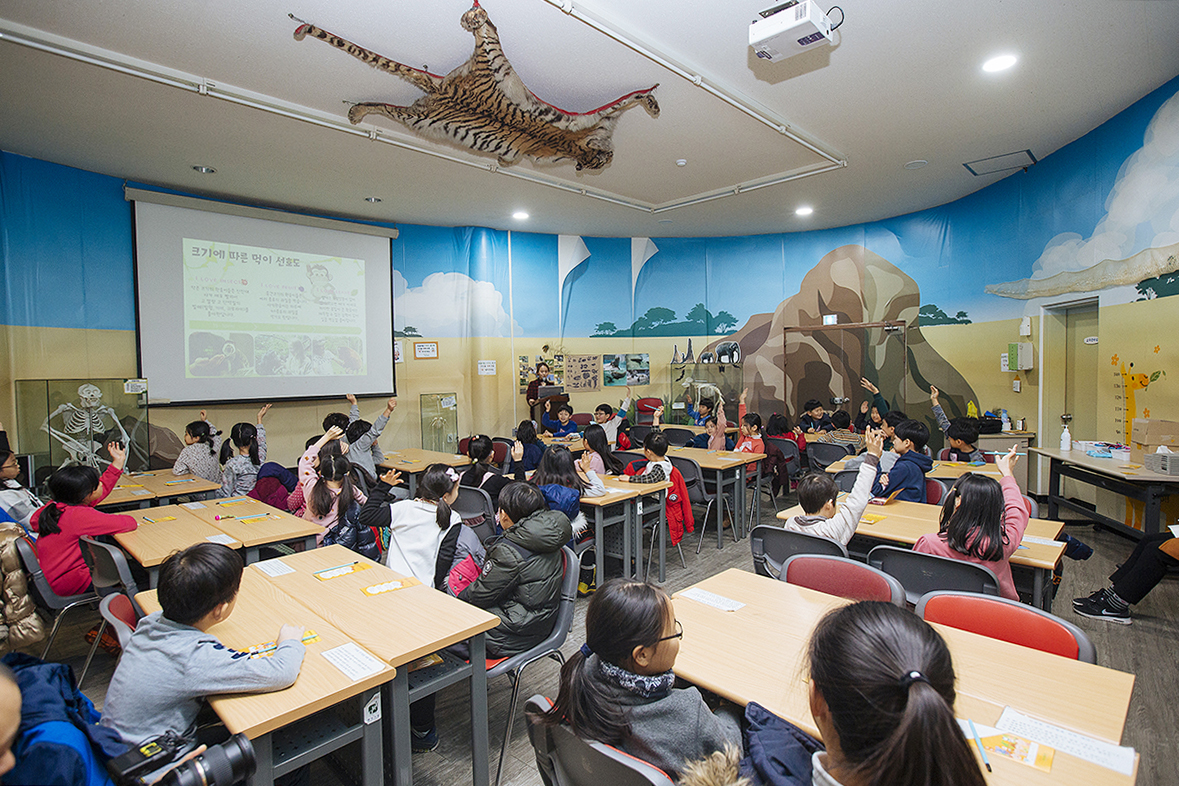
[1060,424,1072,451]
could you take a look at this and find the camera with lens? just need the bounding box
[107,731,256,786]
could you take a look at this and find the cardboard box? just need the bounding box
[1130,418,1179,447]
[1131,440,1178,464]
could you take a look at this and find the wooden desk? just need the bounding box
[540,434,586,453]
[378,449,472,496]
[581,476,673,583]
[826,456,1004,481]
[660,423,738,436]
[1033,447,1179,539]
[672,569,1138,786]
[669,447,765,542]
[114,507,243,587]
[137,569,392,786]
[776,499,1066,610]
[254,546,500,786]
[183,497,321,562]
[100,472,222,509]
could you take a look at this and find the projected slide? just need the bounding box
[183,239,367,378]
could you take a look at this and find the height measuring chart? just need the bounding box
[183,239,367,379]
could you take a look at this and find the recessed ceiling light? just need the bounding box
[512,211,529,220]
[795,206,814,216]
[982,54,1017,73]
[904,159,929,170]
[675,159,688,167]
[364,196,382,203]
[191,165,216,174]
[658,218,674,224]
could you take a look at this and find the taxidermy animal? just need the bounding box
[291,2,659,171]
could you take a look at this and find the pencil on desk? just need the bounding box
[968,719,992,772]
[983,451,1027,455]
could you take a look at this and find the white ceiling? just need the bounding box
[2,0,1178,238]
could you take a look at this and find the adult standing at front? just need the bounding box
[526,361,552,421]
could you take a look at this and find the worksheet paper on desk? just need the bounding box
[1020,535,1059,546]
[181,501,207,509]
[996,707,1135,774]
[253,559,295,577]
[678,587,745,612]
[322,643,384,681]
[205,533,236,545]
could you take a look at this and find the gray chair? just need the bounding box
[79,536,145,685]
[916,591,1096,663]
[667,455,734,554]
[806,441,854,471]
[98,593,140,650]
[489,547,580,786]
[629,425,652,446]
[750,525,847,578]
[524,695,675,786]
[14,536,100,662]
[658,427,695,447]
[781,554,906,606]
[1022,494,1040,519]
[867,545,1000,605]
[832,469,859,492]
[455,485,497,543]
[614,451,647,472]
[765,437,802,482]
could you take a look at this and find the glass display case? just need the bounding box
[420,392,458,452]
[664,363,742,425]
[14,378,151,485]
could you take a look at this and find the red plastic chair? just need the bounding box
[635,398,663,425]
[925,477,947,504]
[917,591,1096,662]
[99,593,140,649]
[490,441,509,467]
[459,436,471,456]
[781,554,906,606]
[570,413,593,427]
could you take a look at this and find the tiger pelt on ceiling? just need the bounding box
[291,2,659,171]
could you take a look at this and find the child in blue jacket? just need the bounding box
[871,419,932,503]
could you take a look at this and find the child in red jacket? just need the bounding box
[31,442,137,596]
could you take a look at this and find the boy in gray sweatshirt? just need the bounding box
[100,543,305,749]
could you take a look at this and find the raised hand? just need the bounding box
[324,425,345,442]
[739,388,748,405]
[257,403,272,423]
[511,440,525,462]
[995,445,1020,477]
[860,377,879,395]
[346,393,357,405]
[385,397,397,414]
[107,441,127,468]
[199,409,207,421]
[860,400,870,414]
[544,400,552,413]
[380,468,402,486]
[929,385,940,405]
[865,428,885,458]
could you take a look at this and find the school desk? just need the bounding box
[579,476,672,583]
[100,471,222,509]
[776,499,1066,610]
[539,434,586,453]
[136,569,393,786]
[252,545,500,786]
[659,423,739,436]
[668,447,765,543]
[114,507,243,587]
[182,497,321,562]
[1033,446,1179,539]
[825,456,1004,481]
[672,569,1138,786]
[378,448,472,496]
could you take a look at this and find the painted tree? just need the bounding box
[402,325,422,336]
[644,307,676,325]
[593,321,618,336]
[713,311,737,332]
[686,303,710,324]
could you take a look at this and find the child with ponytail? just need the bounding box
[359,462,461,584]
[31,441,137,596]
[218,404,270,497]
[542,579,740,778]
[807,601,986,786]
[172,410,222,483]
[299,427,367,544]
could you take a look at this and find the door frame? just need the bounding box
[1037,295,1099,494]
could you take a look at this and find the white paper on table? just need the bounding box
[678,587,746,612]
[321,642,385,681]
[1020,535,1058,546]
[181,501,207,509]
[996,707,1135,775]
[1169,524,1179,538]
[205,533,236,545]
[253,559,295,577]
[130,489,152,496]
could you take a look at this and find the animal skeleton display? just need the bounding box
[291,2,659,170]
[41,384,130,468]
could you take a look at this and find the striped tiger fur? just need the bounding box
[292,3,659,171]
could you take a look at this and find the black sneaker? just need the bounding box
[1072,589,1105,609]
[1073,595,1131,625]
[411,726,439,753]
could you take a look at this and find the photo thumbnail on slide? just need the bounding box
[183,239,367,378]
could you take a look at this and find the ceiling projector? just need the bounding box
[750,1,834,62]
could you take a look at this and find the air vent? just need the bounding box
[963,150,1037,176]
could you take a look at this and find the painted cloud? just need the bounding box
[393,270,520,337]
